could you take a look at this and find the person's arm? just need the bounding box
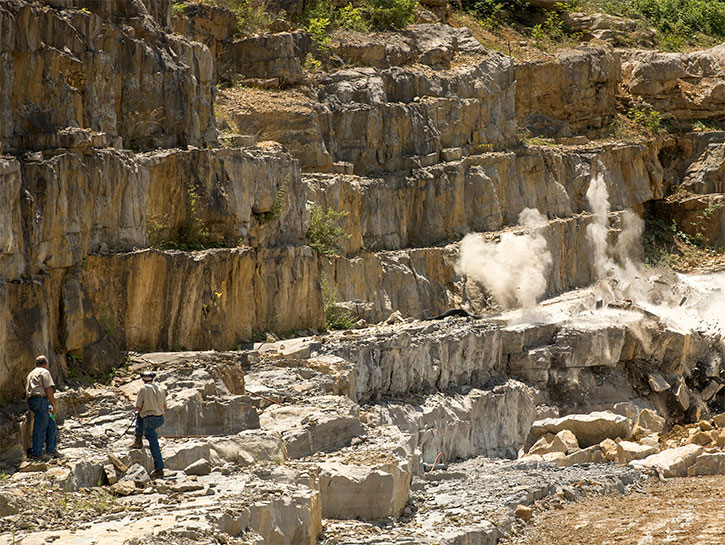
[45,386,57,414]
[136,388,145,413]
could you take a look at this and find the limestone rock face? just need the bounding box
[221,52,516,174]
[680,143,725,195]
[630,444,704,477]
[76,248,322,352]
[0,0,215,151]
[382,381,536,465]
[532,411,632,448]
[304,141,661,255]
[515,47,620,137]
[622,45,725,121]
[318,457,411,520]
[218,31,312,86]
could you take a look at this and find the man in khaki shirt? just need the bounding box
[132,371,167,478]
[26,355,59,459]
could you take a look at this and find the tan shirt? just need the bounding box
[26,367,55,398]
[136,383,166,418]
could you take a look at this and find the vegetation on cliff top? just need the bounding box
[459,0,725,52]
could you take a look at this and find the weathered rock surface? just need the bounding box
[303,141,662,254]
[0,0,215,151]
[259,396,363,458]
[515,47,620,137]
[220,51,516,174]
[623,45,725,121]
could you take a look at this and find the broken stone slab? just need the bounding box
[632,408,665,439]
[210,430,288,466]
[185,458,212,476]
[630,444,704,477]
[531,411,632,448]
[615,441,657,463]
[104,464,118,485]
[648,374,671,393]
[702,381,723,401]
[259,396,363,459]
[674,382,691,411]
[561,445,606,466]
[111,480,138,496]
[688,452,725,476]
[119,463,150,486]
[527,431,577,456]
[164,390,260,437]
[318,457,411,520]
[108,453,128,474]
[18,460,48,472]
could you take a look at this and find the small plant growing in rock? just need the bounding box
[364,0,417,30]
[321,274,355,330]
[306,205,350,256]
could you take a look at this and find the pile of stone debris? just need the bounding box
[520,409,725,477]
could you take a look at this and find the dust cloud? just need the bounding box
[456,208,552,310]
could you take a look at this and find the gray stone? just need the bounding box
[184,458,212,476]
[119,463,150,486]
[532,412,632,448]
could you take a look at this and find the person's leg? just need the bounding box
[28,398,49,457]
[45,413,58,454]
[131,413,144,449]
[143,415,164,471]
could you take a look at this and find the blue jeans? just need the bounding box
[28,397,57,456]
[135,413,164,470]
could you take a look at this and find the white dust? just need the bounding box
[456,208,552,310]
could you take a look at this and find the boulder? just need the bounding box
[600,438,619,463]
[688,453,725,476]
[184,458,212,476]
[531,411,632,448]
[630,444,704,477]
[615,441,657,463]
[714,412,725,428]
[318,457,411,520]
[111,480,138,496]
[515,504,534,521]
[528,430,577,456]
[632,409,665,438]
[0,492,19,516]
[687,430,714,447]
[562,445,606,466]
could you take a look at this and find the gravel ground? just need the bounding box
[501,475,725,545]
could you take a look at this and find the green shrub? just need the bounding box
[321,274,355,330]
[306,205,350,255]
[589,0,725,50]
[363,0,417,30]
[627,106,662,135]
[339,3,369,31]
[306,15,332,50]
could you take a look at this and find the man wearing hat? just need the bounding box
[25,355,60,460]
[132,371,166,478]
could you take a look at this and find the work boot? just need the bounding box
[130,436,143,449]
[150,468,164,479]
[46,450,63,459]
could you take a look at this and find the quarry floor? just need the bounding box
[502,475,725,545]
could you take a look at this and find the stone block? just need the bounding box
[259,396,363,459]
[532,411,632,448]
[318,458,411,520]
[184,458,212,476]
[688,452,725,476]
[562,445,605,466]
[630,444,704,477]
[616,441,656,463]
